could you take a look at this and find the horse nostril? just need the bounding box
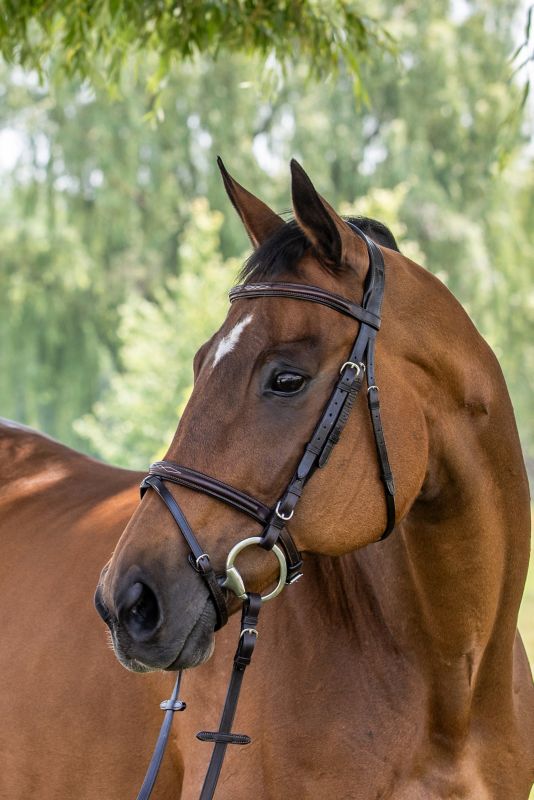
[94,584,112,625]
[123,581,144,610]
[118,581,162,641]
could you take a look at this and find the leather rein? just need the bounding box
[135,224,396,799]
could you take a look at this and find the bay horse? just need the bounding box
[1,158,532,799]
[95,160,533,798]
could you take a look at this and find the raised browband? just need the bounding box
[229,282,381,330]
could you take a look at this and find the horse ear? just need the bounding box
[217,157,285,248]
[290,159,366,274]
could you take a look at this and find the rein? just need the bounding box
[136,224,395,799]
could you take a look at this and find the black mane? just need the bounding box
[239,216,399,283]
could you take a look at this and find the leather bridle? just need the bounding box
[135,224,396,799]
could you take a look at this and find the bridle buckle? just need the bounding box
[275,501,294,521]
[195,553,210,569]
[340,360,365,376]
[239,627,259,640]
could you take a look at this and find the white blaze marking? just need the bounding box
[212,314,253,368]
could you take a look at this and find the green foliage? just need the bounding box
[0,202,105,448]
[74,199,239,466]
[0,1,391,95]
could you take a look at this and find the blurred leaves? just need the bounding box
[74,199,239,464]
[0,1,392,96]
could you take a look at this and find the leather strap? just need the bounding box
[147,462,271,525]
[197,593,262,799]
[141,475,228,630]
[229,281,381,329]
[136,595,261,800]
[366,337,396,539]
[135,672,186,800]
[145,465,304,584]
[260,361,367,554]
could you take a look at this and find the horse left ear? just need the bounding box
[290,159,367,275]
[217,157,285,248]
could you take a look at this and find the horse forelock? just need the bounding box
[239,216,399,284]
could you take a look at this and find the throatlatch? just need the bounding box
[136,224,395,799]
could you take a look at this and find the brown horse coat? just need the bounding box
[2,162,533,799]
[0,420,183,799]
[96,162,533,798]
[1,408,532,799]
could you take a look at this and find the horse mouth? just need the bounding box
[109,596,216,673]
[163,597,216,671]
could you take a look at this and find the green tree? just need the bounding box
[0,1,390,95]
[74,199,239,465]
[0,205,104,446]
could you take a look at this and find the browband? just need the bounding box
[229,282,381,330]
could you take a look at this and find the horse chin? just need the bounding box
[165,629,215,671]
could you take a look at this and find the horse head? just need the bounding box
[95,160,429,672]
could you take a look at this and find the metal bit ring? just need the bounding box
[222,537,287,603]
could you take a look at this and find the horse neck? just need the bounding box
[305,265,530,742]
[396,346,530,736]
[375,260,529,647]
[398,271,530,666]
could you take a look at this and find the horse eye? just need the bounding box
[271,372,306,395]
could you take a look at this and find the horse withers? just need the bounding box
[95,160,533,799]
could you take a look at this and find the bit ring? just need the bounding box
[222,537,287,603]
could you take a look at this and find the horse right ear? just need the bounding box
[290,159,367,277]
[217,157,285,248]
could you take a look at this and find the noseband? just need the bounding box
[136,224,396,799]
